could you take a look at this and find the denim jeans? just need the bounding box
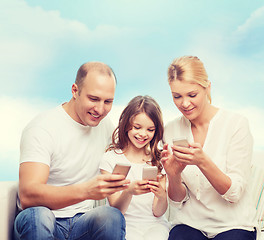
[169,224,256,240]
[14,205,126,240]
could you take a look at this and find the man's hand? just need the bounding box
[82,174,130,200]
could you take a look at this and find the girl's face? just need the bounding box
[127,112,156,149]
[169,80,209,121]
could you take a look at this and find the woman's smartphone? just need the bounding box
[112,163,131,177]
[142,166,158,181]
[173,138,189,148]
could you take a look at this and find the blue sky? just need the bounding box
[1,0,264,181]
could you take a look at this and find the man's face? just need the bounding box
[72,70,116,127]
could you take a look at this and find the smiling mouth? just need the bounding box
[182,107,195,113]
[89,112,100,119]
[135,136,148,143]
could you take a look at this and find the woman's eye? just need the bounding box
[173,95,181,99]
[134,126,140,130]
[190,94,197,98]
[148,129,155,132]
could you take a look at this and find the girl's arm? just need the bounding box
[150,175,167,217]
[100,169,150,214]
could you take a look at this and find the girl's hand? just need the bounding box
[171,142,210,168]
[161,144,186,176]
[127,180,151,195]
[148,175,166,199]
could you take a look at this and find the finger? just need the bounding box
[148,181,159,187]
[107,185,129,194]
[172,145,191,154]
[108,179,130,188]
[163,143,168,150]
[104,174,127,182]
[137,180,149,186]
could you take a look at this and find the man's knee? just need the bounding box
[93,206,125,225]
[14,206,56,238]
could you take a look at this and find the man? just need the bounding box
[14,62,130,240]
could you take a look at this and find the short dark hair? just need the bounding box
[75,62,116,93]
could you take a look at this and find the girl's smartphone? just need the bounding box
[173,138,189,148]
[142,166,158,181]
[112,163,131,177]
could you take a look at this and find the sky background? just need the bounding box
[1,0,264,181]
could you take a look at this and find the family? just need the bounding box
[14,56,257,240]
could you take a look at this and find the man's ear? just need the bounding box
[72,83,79,99]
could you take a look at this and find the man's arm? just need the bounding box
[19,162,130,210]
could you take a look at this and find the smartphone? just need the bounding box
[112,163,131,177]
[173,138,189,148]
[142,166,158,181]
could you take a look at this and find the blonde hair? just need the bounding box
[168,56,211,103]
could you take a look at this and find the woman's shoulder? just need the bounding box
[165,115,188,130]
[218,108,249,125]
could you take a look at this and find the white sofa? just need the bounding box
[1,151,263,240]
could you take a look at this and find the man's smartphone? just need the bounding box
[173,138,189,148]
[142,166,158,181]
[112,163,131,177]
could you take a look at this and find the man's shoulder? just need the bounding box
[24,105,62,132]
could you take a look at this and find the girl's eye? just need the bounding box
[173,95,181,99]
[148,129,155,132]
[189,93,197,98]
[134,126,140,130]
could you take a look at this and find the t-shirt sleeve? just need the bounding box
[20,125,53,166]
[99,151,115,173]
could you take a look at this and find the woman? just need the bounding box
[162,56,257,240]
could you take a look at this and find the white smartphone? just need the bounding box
[112,163,131,177]
[142,166,158,181]
[173,138,189,148]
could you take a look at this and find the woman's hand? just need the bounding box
[171,142,210,168]
[161,144,186,177]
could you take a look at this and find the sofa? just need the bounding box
[1,151,263,240]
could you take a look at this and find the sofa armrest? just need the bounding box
[0,181,18,240]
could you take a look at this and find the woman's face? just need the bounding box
[169,80,209,121]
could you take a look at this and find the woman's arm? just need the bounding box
[172,117,253,202]
[161,144,187,202]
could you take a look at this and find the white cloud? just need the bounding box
[236,6,264,34]
[0,0,135,93]
[0,96,54,155]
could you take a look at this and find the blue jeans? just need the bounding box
[14,206,126,240]
[169,224,256,240]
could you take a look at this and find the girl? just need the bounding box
[100,95,170,240]
[162,56,257,240]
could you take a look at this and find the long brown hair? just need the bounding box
[108,95,164,172]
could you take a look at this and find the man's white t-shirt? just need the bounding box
[19,105,114,218]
